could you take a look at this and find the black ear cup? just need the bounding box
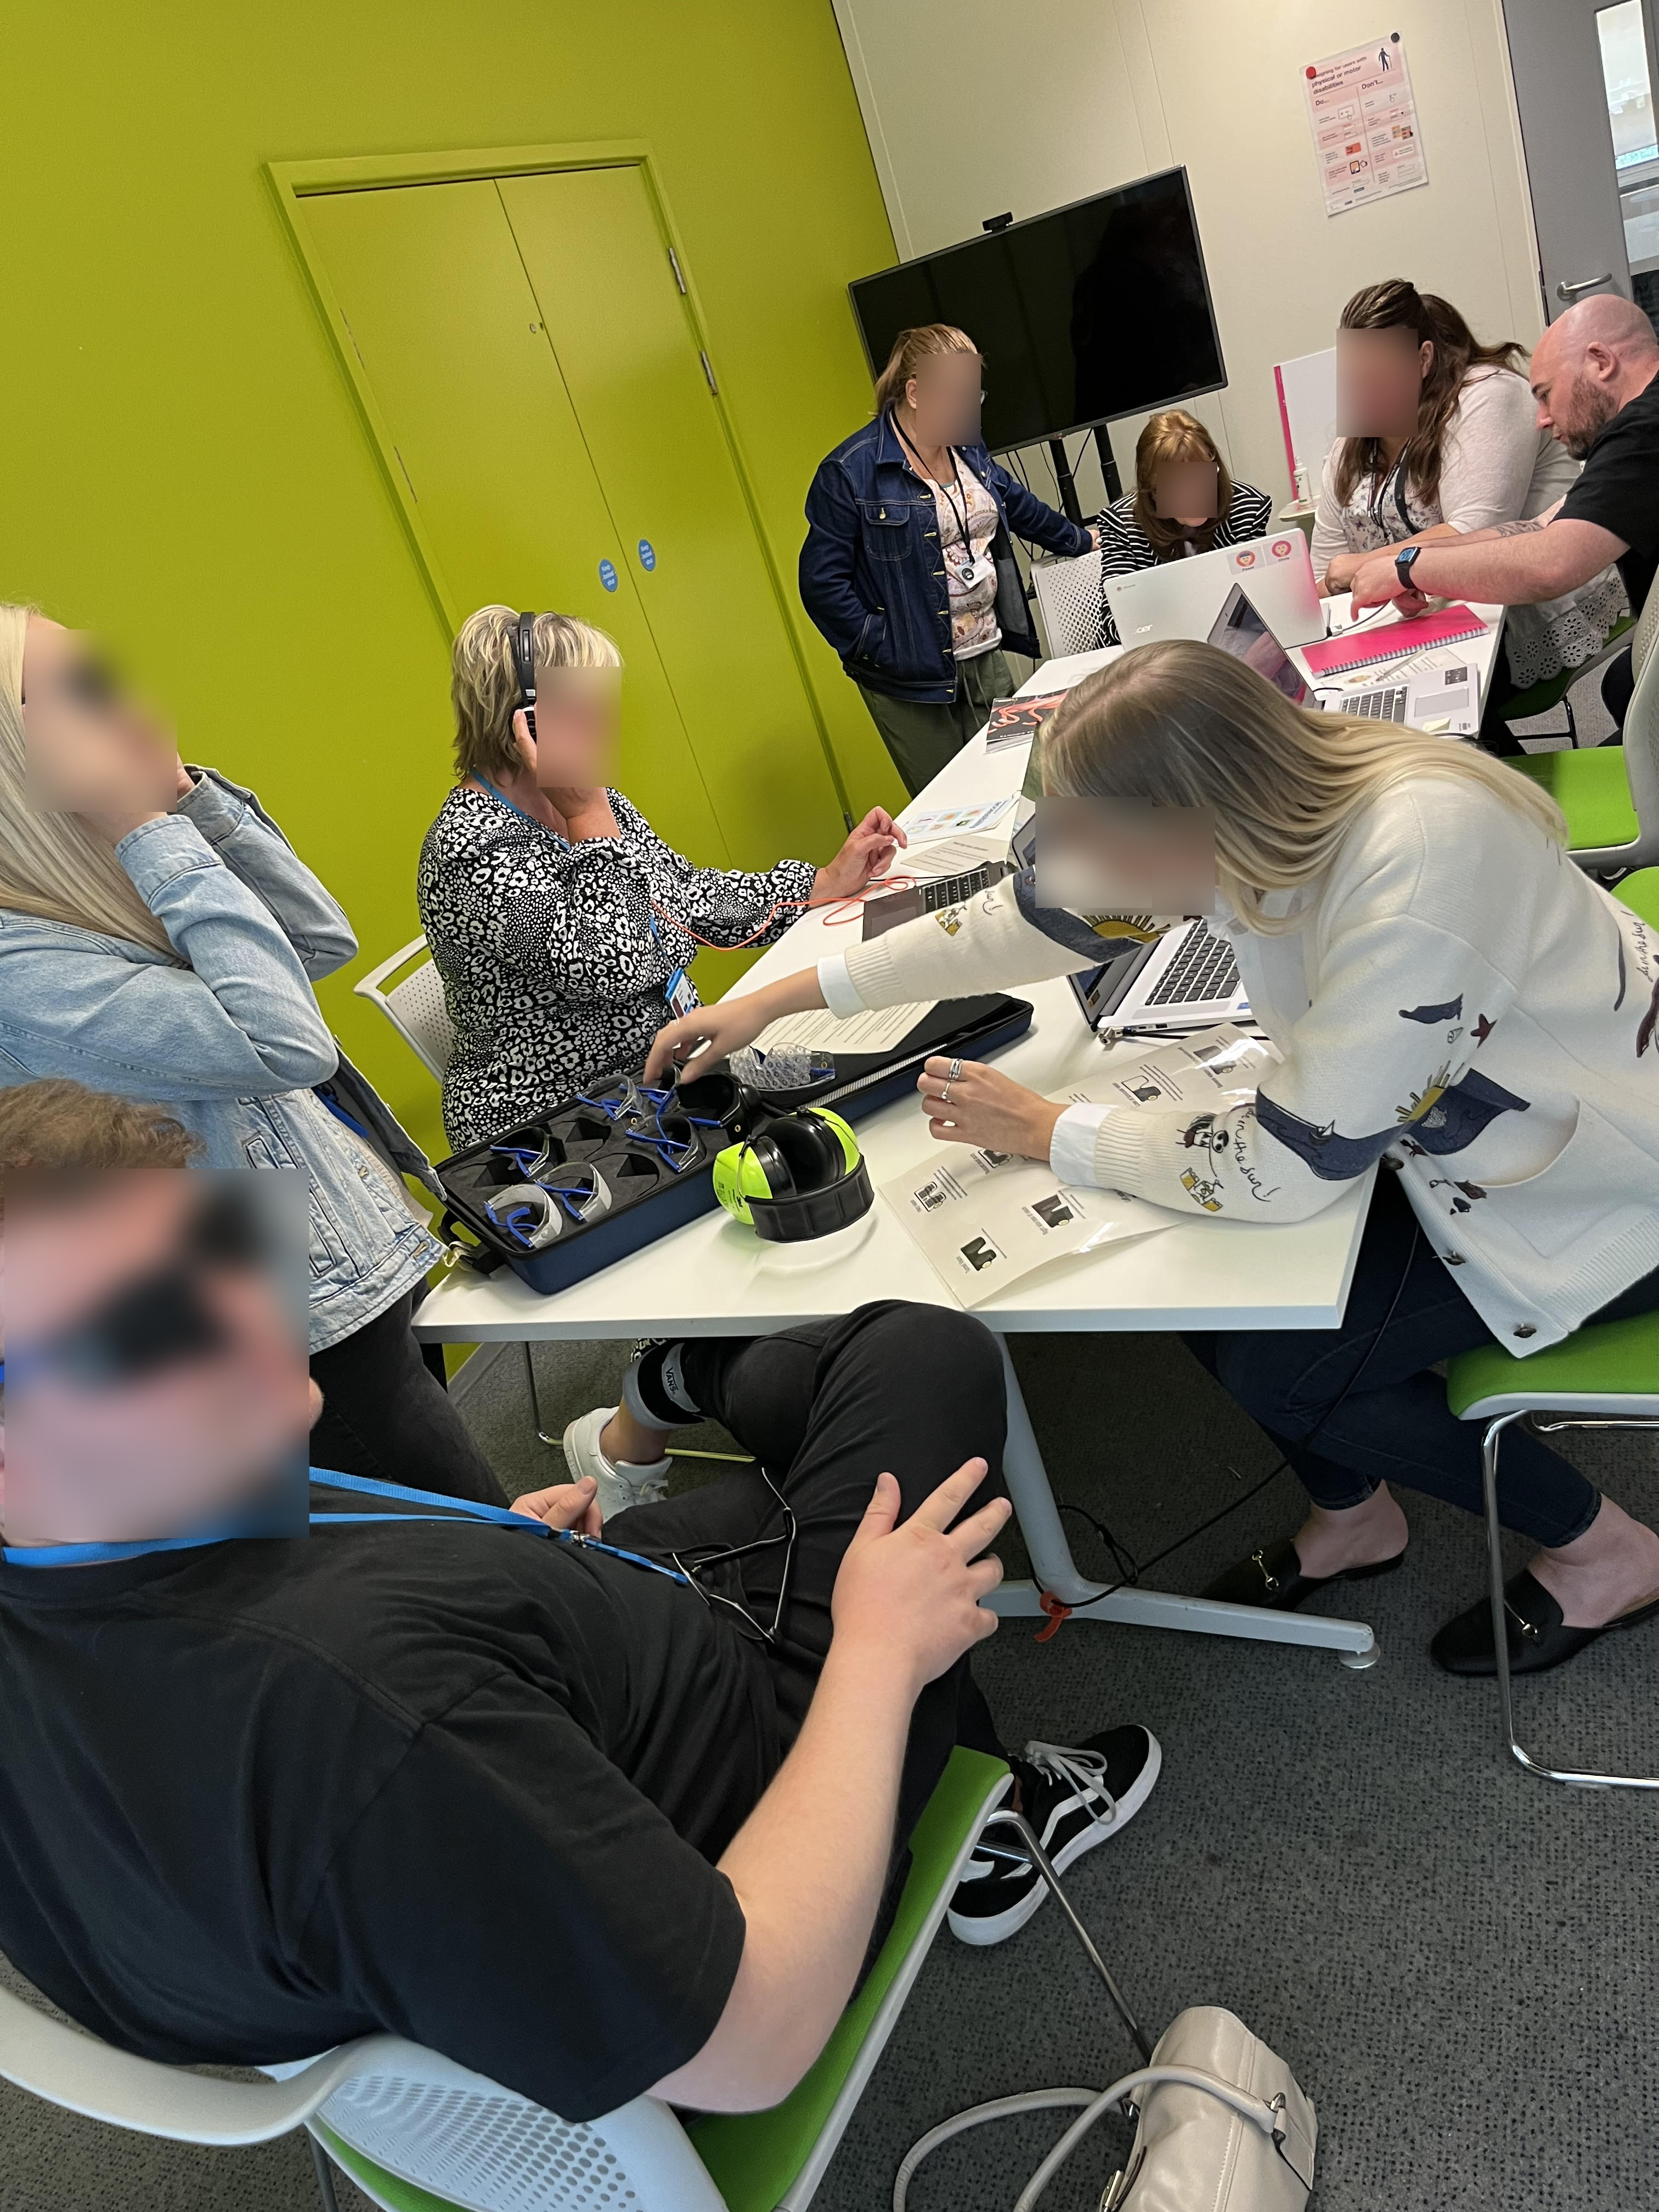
[745,1115,851,1200]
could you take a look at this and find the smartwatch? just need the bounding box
[1395,544,1423,594]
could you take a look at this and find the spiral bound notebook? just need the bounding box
[1300,604,1489,679]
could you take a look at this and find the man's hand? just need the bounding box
[812,808,907,903]
[831,1460,1008,1698]
[916,1056,1065,1161]
[510,1472,603,1536]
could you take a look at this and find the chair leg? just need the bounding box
[524,1340,560,1449]
[1481,1412,1659,1790]
[307,2129,342,2212]
[980,1807,1153,2060]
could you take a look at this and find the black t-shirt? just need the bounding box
[0,1490,766,2121]
[1556,366,1659,616]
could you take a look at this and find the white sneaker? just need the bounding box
[562,1405,672,1522]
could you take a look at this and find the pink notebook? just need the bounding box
[1301,605,1489,679]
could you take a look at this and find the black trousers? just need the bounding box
[309,1291,507,1507]
[1187,1171,1659,1548]
[606,1301,1009,1858]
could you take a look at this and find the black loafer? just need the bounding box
[1431,1568,1659,1677]
[1200,1536,1408,1613]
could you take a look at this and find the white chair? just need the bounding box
[1030,549,1106,659]
[354,935,455,1080]
[0,1751,1143,2212]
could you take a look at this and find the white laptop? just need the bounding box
[1104,529,1325,651]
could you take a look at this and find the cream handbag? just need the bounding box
[1090,2006,1316,2212]
[893,2005,1315,2211]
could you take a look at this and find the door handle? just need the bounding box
[1556,271,1615,300]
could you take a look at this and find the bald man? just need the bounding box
[1352,294,1659,726]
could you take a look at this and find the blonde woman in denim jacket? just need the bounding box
[0,606,500,1503]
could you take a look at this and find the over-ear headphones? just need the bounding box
[713,1107,872,1243]
[511,611,537,743]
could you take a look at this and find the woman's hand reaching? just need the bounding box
[916,1056,1065,1161]
[812,808,906,904]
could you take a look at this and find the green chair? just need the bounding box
[1507,591,1658,870]
[0,1746,1147,2211]
[1446,1312,1659,1792]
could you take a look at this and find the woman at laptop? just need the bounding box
[647,640,1659,1682]
[417,605,900,1150]
[1093,410,1273,647]
[1311,279,1627,741]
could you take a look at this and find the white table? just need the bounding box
[416,613,1509,1672]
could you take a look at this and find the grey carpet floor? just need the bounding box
[4,1319,1656,2212]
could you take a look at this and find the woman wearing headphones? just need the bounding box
[1312,279,1627,742]
[417,606,900,1152]
[647,641,1659,1678]
[0,603,503,1504]
[1093,410,1273,647]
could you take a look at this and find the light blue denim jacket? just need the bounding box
[0,768,441,1353]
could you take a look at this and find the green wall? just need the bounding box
[1,0,899,1161]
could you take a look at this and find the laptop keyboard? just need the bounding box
[919,864,1005,910]
[1144,922,1241,1007]
[1341,685,1408,720]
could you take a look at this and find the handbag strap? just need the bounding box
[1019,2066,1307,2212]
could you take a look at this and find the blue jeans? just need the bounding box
[1186,1170,1659,1548]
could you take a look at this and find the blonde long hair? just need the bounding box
[0,602,177,955]
[1041,640,1566,933]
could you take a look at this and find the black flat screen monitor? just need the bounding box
[848,167,1224,452]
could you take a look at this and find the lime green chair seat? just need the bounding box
[313,1746,1014,2212]
[1446,1308,1659,1792]
[1615,866,1659,929]
[1509,745,1640,855]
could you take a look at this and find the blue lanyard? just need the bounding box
[0,1466,694,1588]
[472,776,569,842]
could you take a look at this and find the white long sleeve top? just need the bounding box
[818,777,1659,1352]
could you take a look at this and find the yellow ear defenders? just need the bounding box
[713,1107,873,1243]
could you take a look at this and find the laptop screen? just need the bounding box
[1206,585,1311,704]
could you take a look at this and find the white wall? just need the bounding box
[832,0,1542,511]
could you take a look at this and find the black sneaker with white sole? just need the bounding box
[947,1725,1161,1948]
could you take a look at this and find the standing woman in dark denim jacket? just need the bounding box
[0,605,501,1504]
[799,323,1098,795]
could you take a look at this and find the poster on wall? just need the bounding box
[1303,32,1428,217]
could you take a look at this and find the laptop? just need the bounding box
[1104,529,1324,652]
[1006,798,1252,1039]
[1205,585,1479,736]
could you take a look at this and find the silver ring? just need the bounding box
[940,1082,953,1106]
[947,1058,964,1082]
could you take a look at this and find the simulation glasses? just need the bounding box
[575,1079,704,1173]
[2,1183,279,1393]
[484,1166,612,1250]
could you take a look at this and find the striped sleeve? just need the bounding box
[1094,496,1150,647]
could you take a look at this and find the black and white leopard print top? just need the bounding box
[417,783,817,1151]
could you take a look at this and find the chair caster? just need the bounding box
[1338,1640,1381,1671]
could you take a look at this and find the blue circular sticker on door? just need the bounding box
[637,538,657,571]
[598,558,618,592]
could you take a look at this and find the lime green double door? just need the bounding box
[303,164,847,913]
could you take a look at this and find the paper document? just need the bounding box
[749,1001,936,1056]
[878,833,1012,881]
[1061,1026,1278,1112]
[899,795,1017,840]
[881,1149,1167,1308]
